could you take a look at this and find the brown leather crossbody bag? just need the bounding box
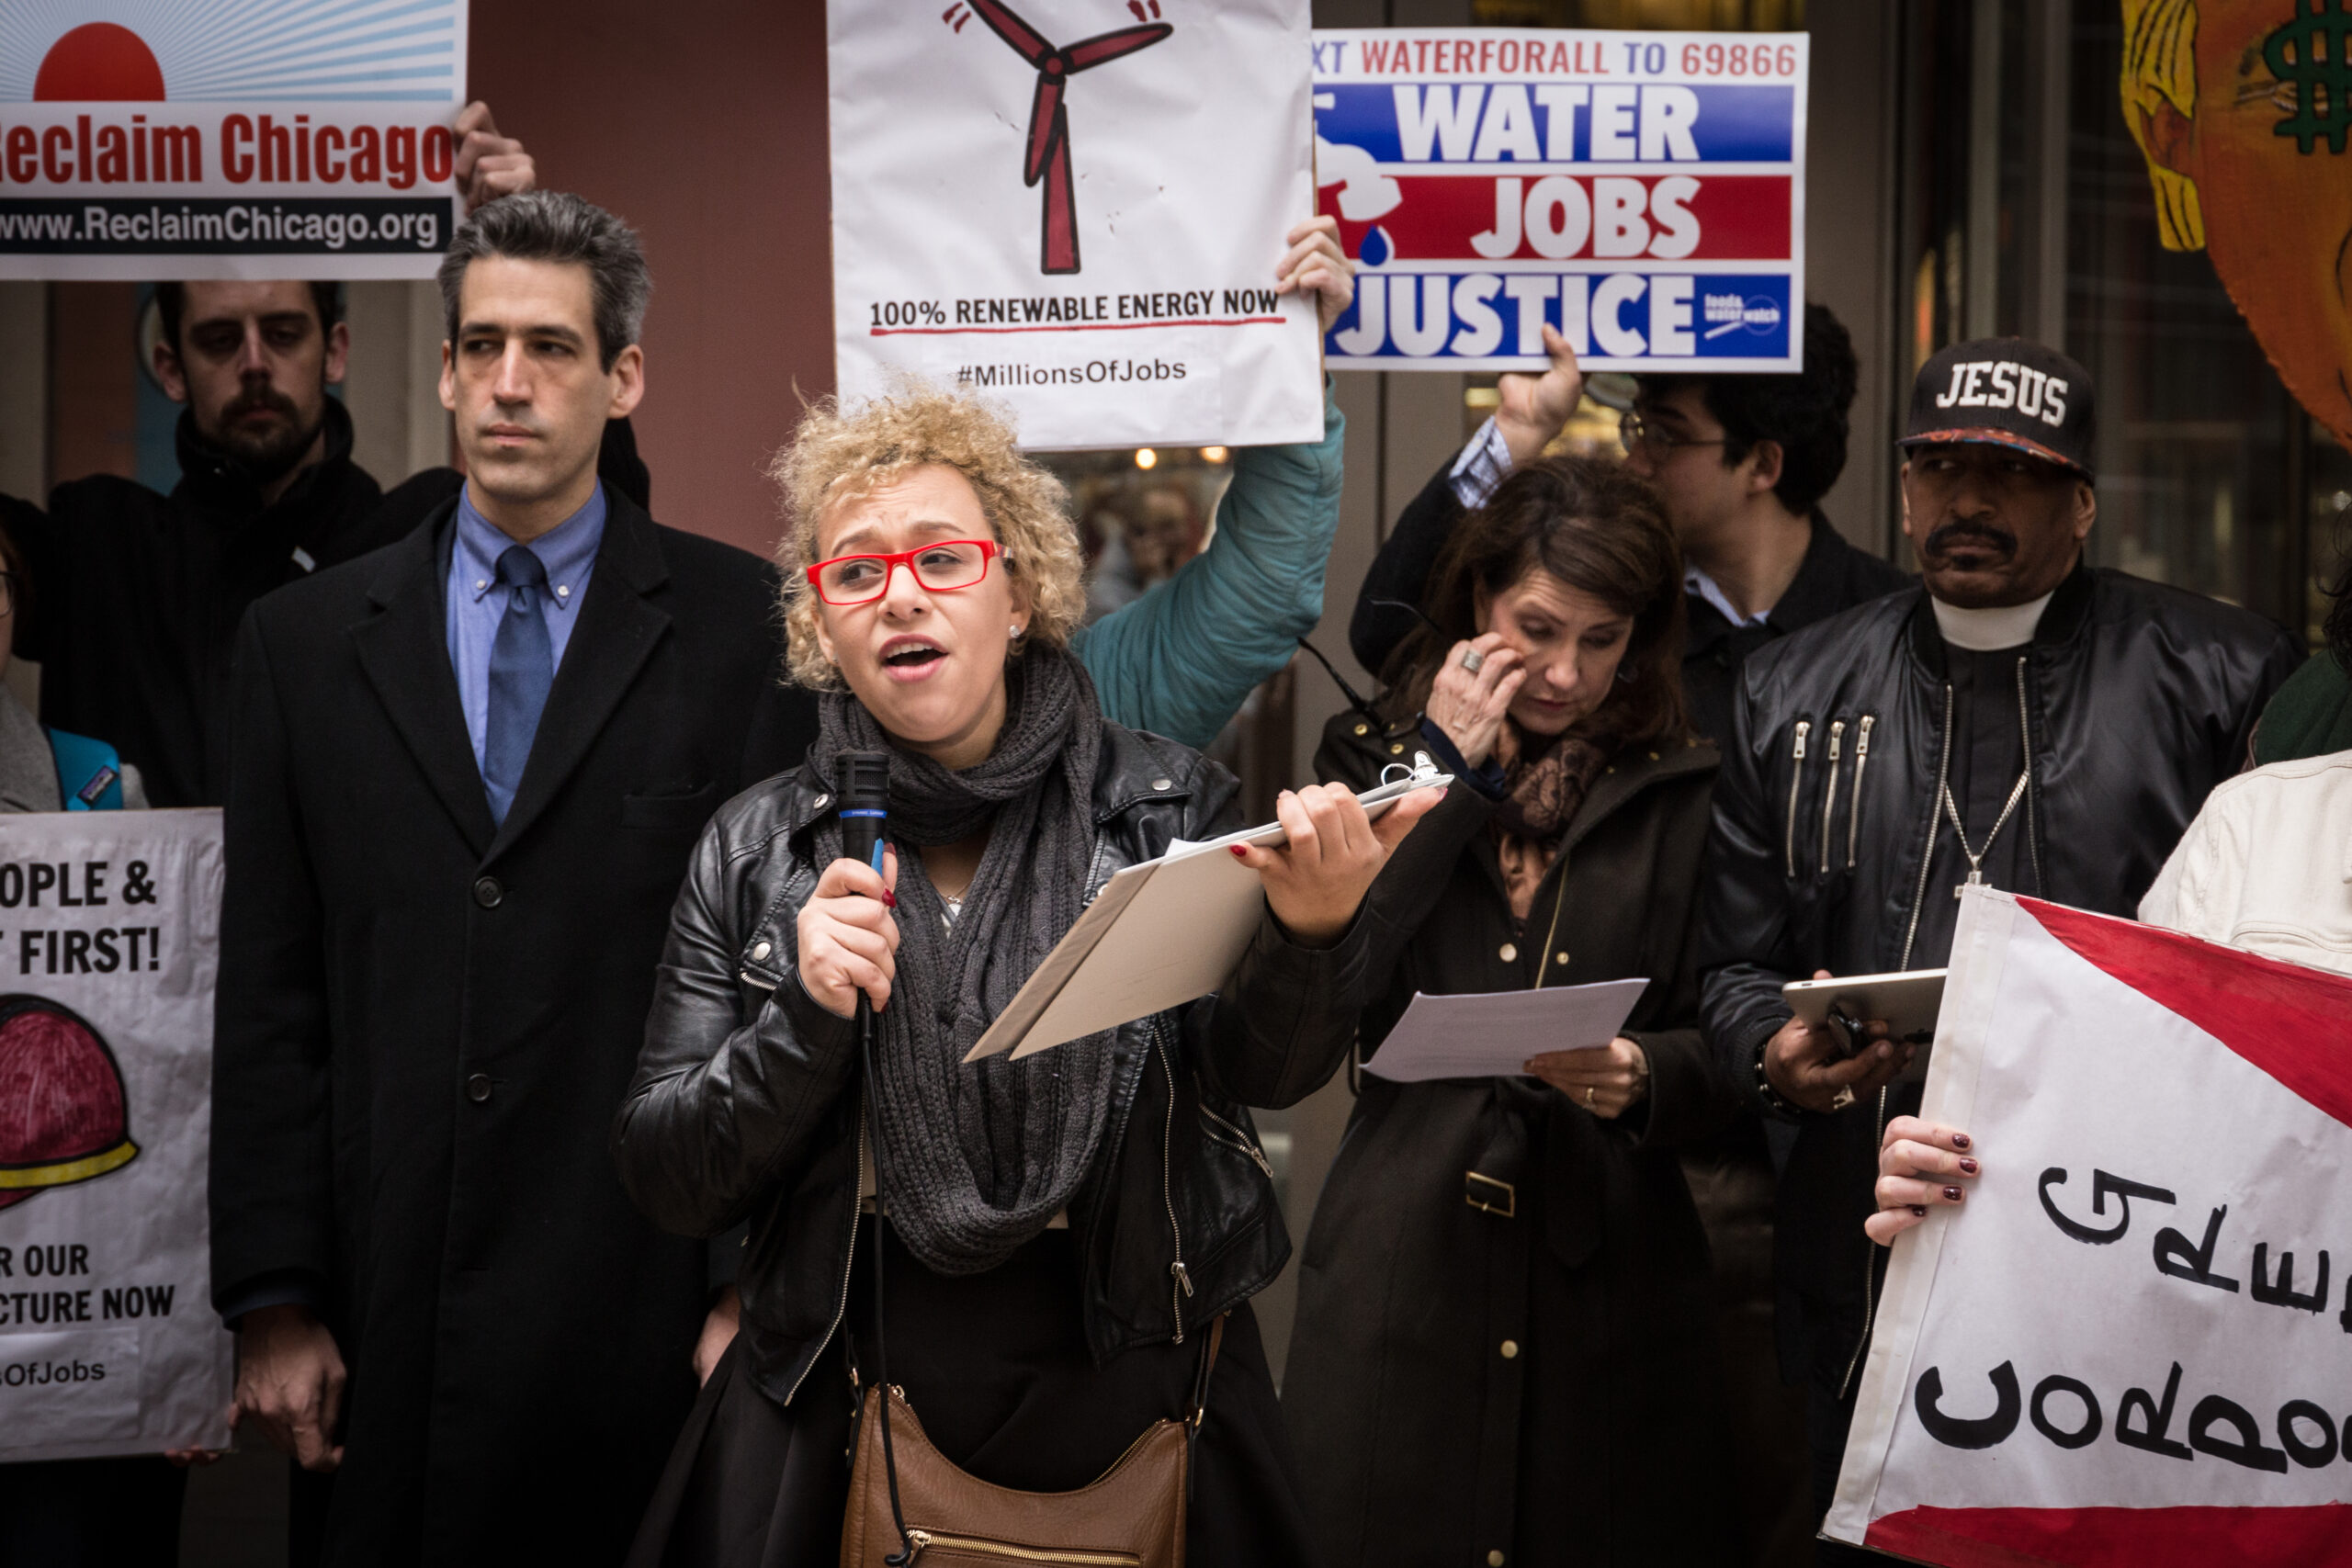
[840,1038,1222,1568]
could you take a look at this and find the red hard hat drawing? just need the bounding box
[0,997,138,1213]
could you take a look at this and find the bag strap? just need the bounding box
[1186,1313,1227,1431]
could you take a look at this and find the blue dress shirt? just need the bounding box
[446,481,605,780]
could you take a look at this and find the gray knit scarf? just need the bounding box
[810,646,1114,1276]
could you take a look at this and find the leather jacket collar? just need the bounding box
[616,722,1373,1410]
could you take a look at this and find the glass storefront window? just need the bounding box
[1897,0,2346,641]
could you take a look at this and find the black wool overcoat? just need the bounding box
[209,492,815,1565]
[1283,710,1744,1568]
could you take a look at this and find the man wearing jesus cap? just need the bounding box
[1693,337,2303,1556]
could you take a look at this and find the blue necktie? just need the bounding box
[483,545,554,826]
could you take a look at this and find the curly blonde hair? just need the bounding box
[769,384,1086,690]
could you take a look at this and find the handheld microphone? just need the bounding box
[836,749,916,1561]
[837,751,892,879]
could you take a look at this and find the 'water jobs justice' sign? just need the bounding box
[1312,28,1807,372]
[0,0,469,280]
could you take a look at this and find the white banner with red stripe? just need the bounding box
[0,809,229,1462]
[1827,887,2352,1564]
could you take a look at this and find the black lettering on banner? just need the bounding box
[1913,1362,2021,1450]
[2154,1206,2242,1294]
[2038,1167,2177,1244]
[2117,1361,2194,1461]
[2189,1393,2290,1472]
[2252,1243,2331,1314]
[2278,1400,2339,1468]
[121,861,156,904]
[2029,1374,2103,1450]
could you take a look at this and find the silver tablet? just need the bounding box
[1781,969,1948,1079]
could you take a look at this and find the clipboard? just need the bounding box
[963,768,1451,1062]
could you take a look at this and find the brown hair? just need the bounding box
[1382,455,1690,750]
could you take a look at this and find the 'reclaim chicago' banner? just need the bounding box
[0,0,469,279]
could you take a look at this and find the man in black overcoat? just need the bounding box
[208,190,811,1564]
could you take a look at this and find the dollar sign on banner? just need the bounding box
[2263,0,2352,154]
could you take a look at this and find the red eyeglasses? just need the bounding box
[805,539,1001,606]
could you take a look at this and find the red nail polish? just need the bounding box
[1230,845,1249,859]
[1951,1132,1972,1150]
[1958,1157,1979,1176]
[1909,1205,1928,1217]
[1943,1186,1964,1202]
[881,891,897,908]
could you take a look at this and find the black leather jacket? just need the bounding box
[612,725,1378,1410]
[1697,564,2303,1391]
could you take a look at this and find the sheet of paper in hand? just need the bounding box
[0,810,231,1461]
[0,1,470,281]
[1360,979,1649,1082]
[828,0,1324,450]
[1826,886,2352,1566]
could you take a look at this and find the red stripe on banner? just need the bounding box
[1317,174,1792,264]
[1866,1503,2352,1566]
[2018,899,2352,1131]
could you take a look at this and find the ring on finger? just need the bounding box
[1830,1086,1857,1111]
[1460,648,1486,673]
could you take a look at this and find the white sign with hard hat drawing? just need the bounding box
[0,810,230,1462]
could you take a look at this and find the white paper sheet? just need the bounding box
[1360,978,1650,1082]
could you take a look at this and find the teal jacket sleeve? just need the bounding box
[1070,382,1343,748]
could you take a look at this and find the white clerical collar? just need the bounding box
[1930,591,2054,652]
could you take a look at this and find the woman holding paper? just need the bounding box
[610,381,1434,1565]
[1283,457,1746,1566]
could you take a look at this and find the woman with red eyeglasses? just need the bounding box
[611,385,1439,1566]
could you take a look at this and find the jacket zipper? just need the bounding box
[1898,689,1954,971]
[1846,716,1874,870]
[784,1106,866,1406]
[1783,720,1811,878]
[903,1532,1140,1566]
[1155,1024,1191,1345]
[2014,659,2043,893]
[1198,1106,1274,1179]
[1856,683,1961,1400]
[1817,721,1846,876]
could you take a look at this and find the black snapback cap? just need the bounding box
[1899,337,2096,481]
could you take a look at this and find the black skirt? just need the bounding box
[627,1219,1318,1568]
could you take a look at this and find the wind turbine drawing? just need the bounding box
[963,0,1172,275]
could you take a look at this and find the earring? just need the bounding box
[1011,624,1023,637]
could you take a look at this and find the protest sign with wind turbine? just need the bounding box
[965,0,1170,275]
[829,0,1322,450]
